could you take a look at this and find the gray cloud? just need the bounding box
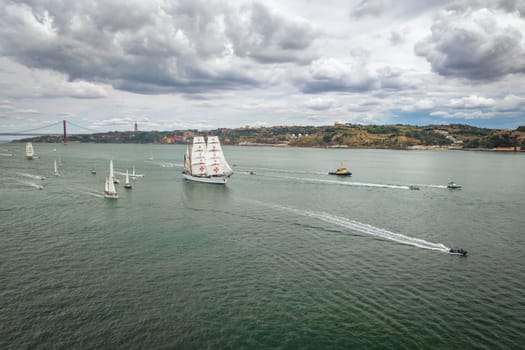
[350,0,444,19]
[294,57,380,93]
[415,7,525,80]
[449,0,525,16]
[294,56,415,94]
[0,0,318,95]
[350,0,392,18]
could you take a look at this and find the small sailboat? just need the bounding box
[53,160,61,177]
[182,136,233,184]
[148,151,154,161]
[25,142,34,160]
[104,161,118,199]
[109,160,119,184]
[124,169,132,189]
[130,166,144,180]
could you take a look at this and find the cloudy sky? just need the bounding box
[1,0,525,134]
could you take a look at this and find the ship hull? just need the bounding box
[182,173,228,184]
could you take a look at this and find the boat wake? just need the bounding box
[245,166,325,175]
[78,190,104,198]
[414,184,448,189]
[261,174,410,190]
[159,162,180,168]
[17,172,46,180]
[17,180,44,190]
[270,203,449,252]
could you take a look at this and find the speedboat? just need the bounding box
[449,248,467,256]
[329,162,352,176]
[447,181,461,189]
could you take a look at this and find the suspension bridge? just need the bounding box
[0,120,98,143]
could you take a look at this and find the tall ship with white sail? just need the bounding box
[25,142,34,160]
[182,136,233,184]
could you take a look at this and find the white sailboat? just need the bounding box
[53,160,60,177]
[104,160,118,199]
[129,166,144,180]
[109,159,119,184]
[25,142,34,160]
[182,136,233,184]
[124,169,132,189]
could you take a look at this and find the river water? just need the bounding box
[1,143,524,349]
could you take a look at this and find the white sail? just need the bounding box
[109,159,119,183]
[53,160,60,176]
[104,160,118,198]
[107,177,117,194]
[25,142,34,159]
[205,136,233,176]
[109,160,114,179]
[190,136,207,176]
[183,143,191,174]
[124,169,132,188]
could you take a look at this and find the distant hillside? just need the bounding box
[19,123,525,150]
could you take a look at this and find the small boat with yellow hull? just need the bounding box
[329,163,352,176]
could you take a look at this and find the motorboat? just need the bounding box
[409,185,420,190]
[449,248,467,256]
[329,162,352,176]
[447,181,461,189]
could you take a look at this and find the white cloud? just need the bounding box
[449,95,496,108]
[415,7,525,80]
[304,97,336,110]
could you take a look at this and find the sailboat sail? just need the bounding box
[190,136,207,176]
[205,136,233,176]
[109,159,119,183]
[104,160,118,198]
[53,160,60,176]
[107,177,116,193]
[124,169,132,188]
[25,143,34,159]
[183,144,191,174]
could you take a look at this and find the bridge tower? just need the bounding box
[63,120,67,144]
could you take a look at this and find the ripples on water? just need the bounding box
[1,144,524,349]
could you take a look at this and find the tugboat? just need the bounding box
[447,181,461,189]
[449,248,467,256]
[329,162,352,176]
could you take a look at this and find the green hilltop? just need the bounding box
[20,123,525,150]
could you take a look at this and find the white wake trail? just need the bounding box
[414,184,448,189]
[78,190,104,198]
[262,174,410,190]
[17,180,44,190]
[17,172,46,180]
[272,204,449,252]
